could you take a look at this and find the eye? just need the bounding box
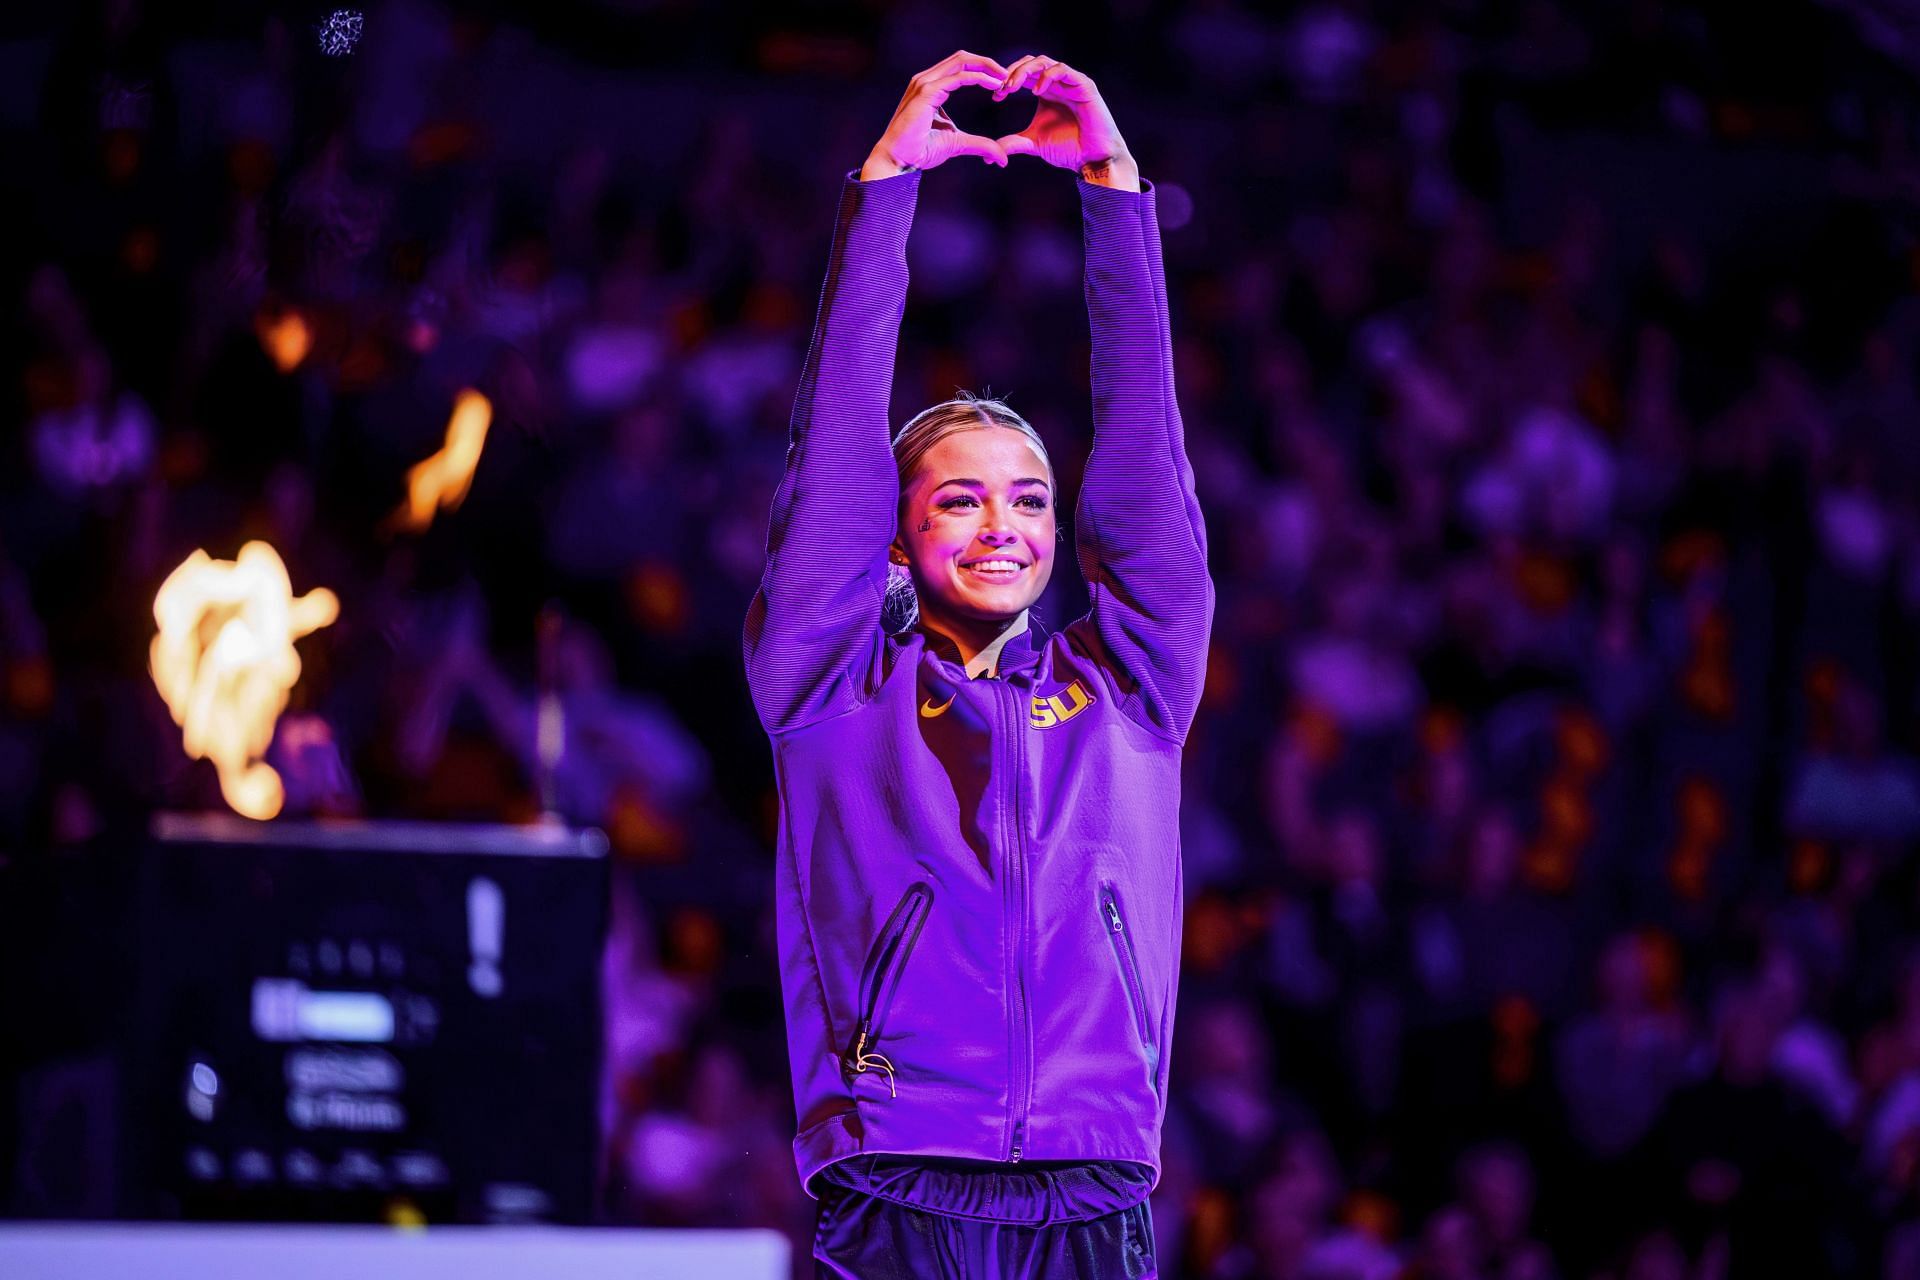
[933,492,1048,513]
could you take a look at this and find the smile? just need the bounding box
[961,560,1026,579]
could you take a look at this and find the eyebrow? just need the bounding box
[933,477,1052,491]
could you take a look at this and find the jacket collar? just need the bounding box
[917,610,1040,680]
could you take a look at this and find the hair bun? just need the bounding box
[882,562,921,634]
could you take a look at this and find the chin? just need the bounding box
[953,591,1042,620]
[920,584,1025,618]
[964,603,1034,622]
[917,564,1049,626]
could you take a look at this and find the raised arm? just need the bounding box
[995,55,1214,740]
[1073,175,1213,740]
[744,52,1012,734]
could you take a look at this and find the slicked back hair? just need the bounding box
[890,391,1054,493]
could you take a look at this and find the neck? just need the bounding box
[919,608,1031,678]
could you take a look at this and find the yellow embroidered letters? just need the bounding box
[1030,680,1095,729]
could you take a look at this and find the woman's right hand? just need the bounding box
[860,51,1012,180]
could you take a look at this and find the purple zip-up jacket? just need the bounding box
[744,165,1212,1199]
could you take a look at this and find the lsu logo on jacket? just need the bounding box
[1030,679,1095,729]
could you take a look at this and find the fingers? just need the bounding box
[992,57,1026,100]
[994,54,1054,101]
[993,54,1092,104]
[891,47,1108,171]
[917,49,1011,83]
[1033,63,1081,99]
[915,68,1005,108]
[949,49,1011,78]
[947,130,1009,167]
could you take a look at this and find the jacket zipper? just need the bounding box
[999,681,1033,1162]
[1100,881,1154,1054]
[841,883,933,1097]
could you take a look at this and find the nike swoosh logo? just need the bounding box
[920,694,956,718]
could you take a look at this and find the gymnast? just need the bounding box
[745,48,1212,1278]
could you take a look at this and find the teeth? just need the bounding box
[966,560,1023,573]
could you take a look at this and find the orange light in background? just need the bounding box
[122,228,160,275]
[607,782,685,863]
[1789,840,1831,896]
[1342,1189,1399,1242]
[1522,837,1578,894]
[1554,707,1610,776]
[1181,890,1243,975]
[1182,1186,1235,1276]
[1491,994,1540,1088]
[255,306,313,372]
[394,389,491,532]
[6,655,54,717]
[150,542,339,820]
[625,560,690,635]
[1286,700,1343,768]
[103,130,141,182]
[1200,640,1240,709]
[1421,706,1465,754]
[406,120,480,168]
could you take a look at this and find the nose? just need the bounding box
[979,528,1018,547]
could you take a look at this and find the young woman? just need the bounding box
[745,49,1212,1278]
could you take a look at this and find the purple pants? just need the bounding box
[812,1156,1158,1279]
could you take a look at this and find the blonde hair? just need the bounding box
[884,391,1053,633]
[890,391,1053,489]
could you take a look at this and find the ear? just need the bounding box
[888,539,909,566]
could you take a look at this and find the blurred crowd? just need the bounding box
[8,0,1920,1276]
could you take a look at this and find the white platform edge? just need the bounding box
[0,1224,790,1280]
[149,813,609,858]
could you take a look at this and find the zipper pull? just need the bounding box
[1010,1121,1024,1162]
[1104,898,1123,933]
[841,1020,898,1098]
[859,1052,898,1098]
[839,1021,871,1079]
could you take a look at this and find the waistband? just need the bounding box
[815,1154,1154,1225]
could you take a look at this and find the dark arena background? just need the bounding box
[5,1,1920,1277]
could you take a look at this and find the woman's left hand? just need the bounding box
[992,55,1140,191]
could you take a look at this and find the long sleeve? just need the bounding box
[1066,176,1214,741]
[744,169,922,734]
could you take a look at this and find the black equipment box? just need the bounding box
[127,816,606,1225]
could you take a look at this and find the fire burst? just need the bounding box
[150,542,339,820]
[394,388,491,532]
[255,305,313,372]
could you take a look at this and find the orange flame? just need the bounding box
[255,307,313,373]
[149,541,339,820]
[395,389,491,532]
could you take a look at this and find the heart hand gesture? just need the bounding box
[861,51,1015,180]
[992,55,1139,190]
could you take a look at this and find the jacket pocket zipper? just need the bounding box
[842,882,933,1098]
[1100,881,1154,1055]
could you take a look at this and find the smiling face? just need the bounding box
[892,425,1056,645]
